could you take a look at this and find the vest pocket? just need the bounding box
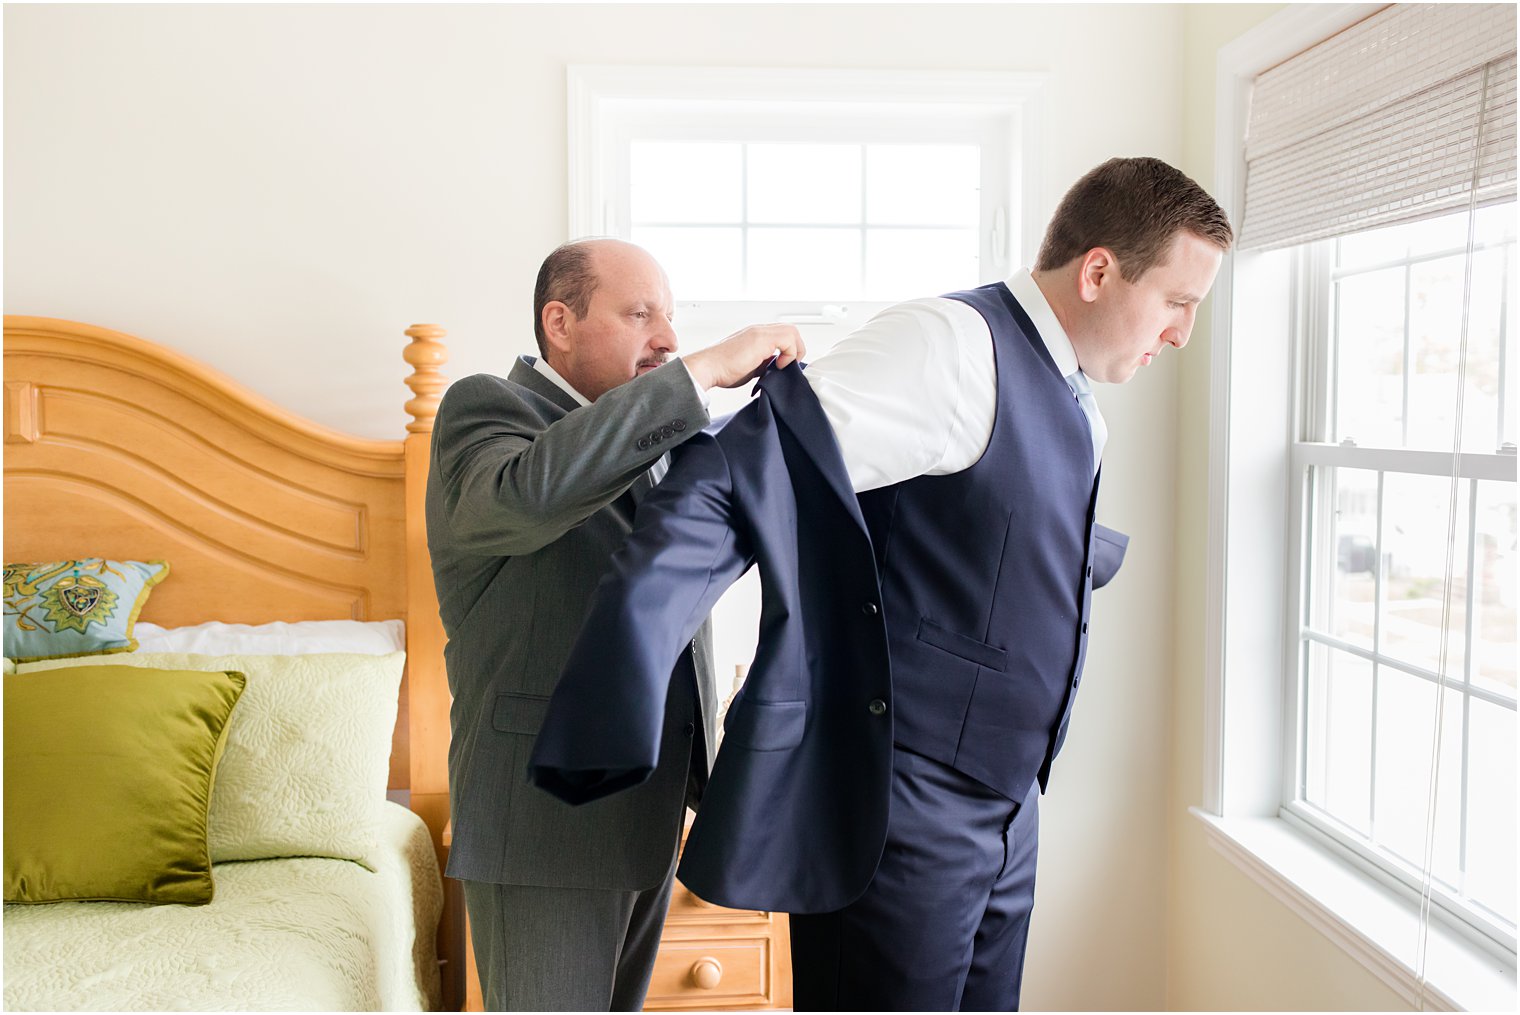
[723,698,806,752]
[916,617,1008,671]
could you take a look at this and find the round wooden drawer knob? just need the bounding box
[690,957,723,990]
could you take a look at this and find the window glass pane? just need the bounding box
[1334,266,1405,447]
[1407,252,1467,450]
[1407,252,1508,454]
[865,144,980,226]
[1303,642,1373,835]
[1467,696,1517,924]
[1373,669,1462,888]
[630,142,741,224]
[1337,213,1471,272]
[863,228,978,302]
[747,227,861,301]
[1309,466,1378,650]
[631,226,743,301]
[1474,481,1517,701]
[1379,473,1470,678]
[747,144,861,225]
[1458,246,1508,454]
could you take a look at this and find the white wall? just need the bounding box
[1167,5,1416,1010]
[5,5,1188,1009]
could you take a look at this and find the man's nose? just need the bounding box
[653,320,678,354]
[1164,323,1190,350]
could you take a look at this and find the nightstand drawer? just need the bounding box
[645,937,770,1008]
[667,878,767,923]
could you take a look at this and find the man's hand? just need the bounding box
[682,324,805,390]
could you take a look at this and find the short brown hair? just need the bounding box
[1035,157,1233,281]
[533,240,602,356]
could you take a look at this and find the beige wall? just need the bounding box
[1167,5,1414,1010]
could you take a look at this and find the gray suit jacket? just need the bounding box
[427,356,718,891]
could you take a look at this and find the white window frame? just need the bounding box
[567,65,1046,300]
[1199,6,1518,1012]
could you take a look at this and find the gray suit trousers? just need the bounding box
[462,851,678,1012]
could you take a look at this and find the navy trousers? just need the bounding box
[790,747,1040,1011]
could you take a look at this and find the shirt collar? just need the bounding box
[533,356,592,408]
[1006,268,1082,381]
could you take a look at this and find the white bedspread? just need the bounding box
[3,802,442,1012]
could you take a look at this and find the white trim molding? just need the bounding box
[1193,810,1517,1012]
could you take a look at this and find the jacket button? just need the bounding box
[1081,622,1088,634]
[1087,565,1093,578]
[637,438,650,450]
[868,699,886,716]
[861,602,879,616]
[684,722,696,737]
[672,419,687,432]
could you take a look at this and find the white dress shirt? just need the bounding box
[804,269,1106,493]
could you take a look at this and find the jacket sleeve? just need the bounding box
[432,362,709,557]
[529,430,754,804]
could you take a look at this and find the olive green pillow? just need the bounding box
[3,664,245,905]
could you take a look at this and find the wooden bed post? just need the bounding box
[402,322,449,838]
[402,324,460,1009]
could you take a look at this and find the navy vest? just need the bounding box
[856,282,1101,800]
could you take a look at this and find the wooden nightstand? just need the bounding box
[454,824,791,1011]
[644,869,792,1011]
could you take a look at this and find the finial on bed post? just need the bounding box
[403,324,448,434]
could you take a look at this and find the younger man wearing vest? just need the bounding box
[532,157,1232,1010]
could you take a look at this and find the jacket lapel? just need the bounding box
[755,362,870,532]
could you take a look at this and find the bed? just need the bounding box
[2,316,458,1010]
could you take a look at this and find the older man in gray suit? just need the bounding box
[426,238,803,1011]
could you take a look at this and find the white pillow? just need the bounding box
[17,651,404,869]
[134,619,405,655]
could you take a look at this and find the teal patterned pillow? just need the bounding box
[2,559,170,663]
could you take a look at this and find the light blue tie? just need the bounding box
[1066,370,1107,475]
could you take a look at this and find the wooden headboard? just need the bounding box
[2,315,452,858]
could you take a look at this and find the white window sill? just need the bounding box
[1190,808,1517,1012]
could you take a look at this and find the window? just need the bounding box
[1203,6,1517,1008]
[569,66,1044,361]
[627,138,983,303]
[1290,203,1517,945]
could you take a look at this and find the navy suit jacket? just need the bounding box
[530,362,1126,913]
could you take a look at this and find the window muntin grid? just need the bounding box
[628,140,982,303]
[1292,204,1518,945]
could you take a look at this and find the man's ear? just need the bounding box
[542,301,574,356]
[1076,248,1117,303]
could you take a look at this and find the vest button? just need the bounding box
[861,602,879,616]
[1081,622,1089,634]
[1087,565,1094,578]
[684,722,696,737]
[868,699,886,716]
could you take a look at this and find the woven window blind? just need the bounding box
[1239,3,1517,251]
